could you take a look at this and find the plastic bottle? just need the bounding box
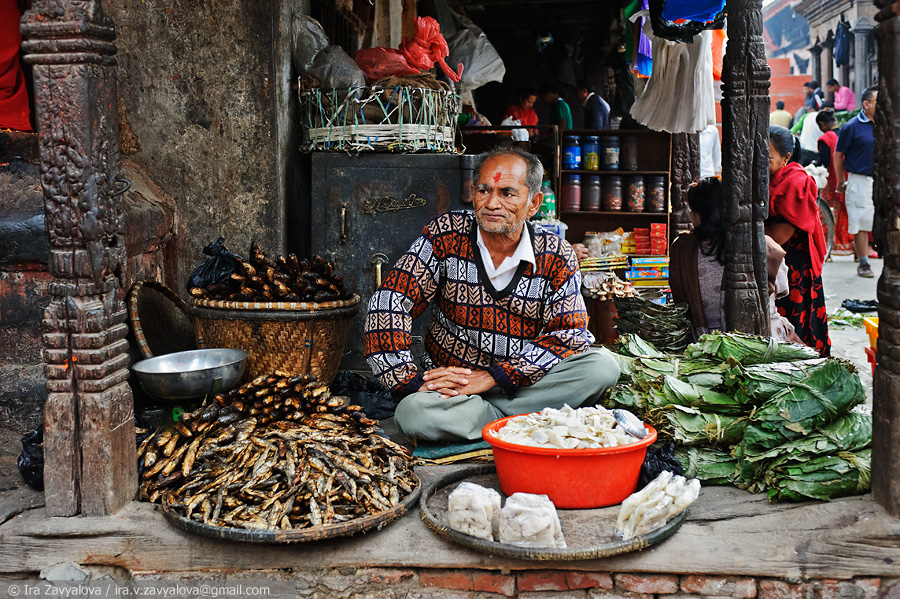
[602,136,621,170]
[540,178,557,218]
[582,135,600,170]
[563,135,582,170]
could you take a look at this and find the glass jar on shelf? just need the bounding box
[583,175,601,211]
[561,174,582,211]
[646,176,666,213]
[626,176,645,212]
[621,135,638,171]
[562,135,581,170]
[602,136,620,170]
[602,176,623,211]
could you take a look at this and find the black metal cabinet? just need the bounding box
[310,153,474,371]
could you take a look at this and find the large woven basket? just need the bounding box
[299,85,460,153]
[191,295,360,386]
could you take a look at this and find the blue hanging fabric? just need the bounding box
[649,0,725,44]
[834,20,851,68]
[660,0,726,23]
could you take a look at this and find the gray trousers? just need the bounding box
[393,350,621,442]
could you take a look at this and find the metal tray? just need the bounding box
[160,474,421,544]
[419,465,687,561]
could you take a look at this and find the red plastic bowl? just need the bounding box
[482,416,657,509]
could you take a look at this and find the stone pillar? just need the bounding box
[854,18,875,109]
[810,43,823,85]
[20,0,137,516]
[823,40,835,88]
[721,0,769,335]
[872,0,900,518]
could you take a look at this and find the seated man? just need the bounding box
[363,148,620,442]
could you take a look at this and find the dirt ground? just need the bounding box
[821,253,880,407]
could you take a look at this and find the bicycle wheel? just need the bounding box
[818,195,835,258]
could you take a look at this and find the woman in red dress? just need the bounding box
[768,126,831,357]
[816,110,853,255]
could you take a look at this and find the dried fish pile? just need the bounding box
[137,371,417,530]
[190,242,351,303]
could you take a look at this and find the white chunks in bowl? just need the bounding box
[497,492,566,549]
[616,471,700,540]
[494,404,637,449]
[447,482,502,541]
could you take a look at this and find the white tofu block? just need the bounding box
[497,492,566,549]
[447,482,502,541]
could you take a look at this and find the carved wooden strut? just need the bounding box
[21,0,136,516]
[721,0,770,335]
[872,0,900,517]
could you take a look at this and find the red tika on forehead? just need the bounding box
[492,171,502,183]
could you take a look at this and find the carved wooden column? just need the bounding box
[21,0,136,516]
[872,0,900,517]
[669,132,700,240]
[721,0,769,335]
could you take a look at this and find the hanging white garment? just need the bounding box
[630,13,716,134]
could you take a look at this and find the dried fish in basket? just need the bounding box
[137,371,418,534]
[190,240,351,303]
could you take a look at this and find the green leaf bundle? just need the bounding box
[675,446,738,485]
[729,358,830,405]
[685,332,819,365]
[662,405,748,446]
[765,449,871,502]
[739,359,865,453]
[734,411,872,490]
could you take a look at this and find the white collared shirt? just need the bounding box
[476,225,536,291]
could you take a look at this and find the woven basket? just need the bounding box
[191,295,360,386]
[299,86,460,153]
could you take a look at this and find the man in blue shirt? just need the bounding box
[834,86,878,278]
[576,79,609,130]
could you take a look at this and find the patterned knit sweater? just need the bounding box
[363,211,594,398]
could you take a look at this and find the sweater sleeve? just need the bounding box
[363,232,440,399]
[488,243,594,395]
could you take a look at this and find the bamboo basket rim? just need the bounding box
[193,294,360,312]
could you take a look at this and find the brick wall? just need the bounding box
[135,568,895,599]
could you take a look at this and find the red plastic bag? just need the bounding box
[355,17,463,83]
[354,47,421,81]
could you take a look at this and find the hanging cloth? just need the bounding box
[0,0,32,131]
[630,12,716,134]
[661,0,726,24]
[648,0,726,44]
[627,2,653,79]
[711,28,726,81]
[834,19,851,68]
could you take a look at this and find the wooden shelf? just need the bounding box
[561,211,669,217]
[560,170,669,176]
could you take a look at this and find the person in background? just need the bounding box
[797,104,822,165]
[576,79,610,130]
[770,101,792,128]
[815,110,854,257]
[538,83,573,132]
[834,86,878,277]
[503,88,539,138]
[0,0,32,131]
[765,237,803,344]
[768,126,830,357]
[669,177,726,341]
[827,78,856,112]
[805,80,825,110]
[363,147,619,442]
[699,124,721,177]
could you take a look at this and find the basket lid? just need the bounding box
[128,281,198,359]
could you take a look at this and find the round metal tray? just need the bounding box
[160,473,421,544]
[419,465,687,561]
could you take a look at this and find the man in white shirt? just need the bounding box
[699,124,721,177]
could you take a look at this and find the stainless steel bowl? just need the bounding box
[132,348,248,401]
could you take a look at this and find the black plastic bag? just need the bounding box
[331,371,397,421]
[841,299,879,313]
[637,441,683,490]
[186,237,242,293]
[17,427,44,492]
